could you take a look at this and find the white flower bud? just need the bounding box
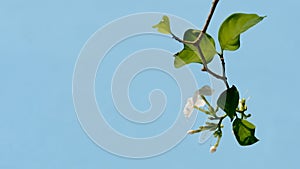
[187,130,195,134]
[210,145,217,153]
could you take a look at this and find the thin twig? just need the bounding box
[202,0,220,33]
[171,33,194,44]
[195,44,225,80]
[194,0,230,89]
[171,0,230,89]
[171,0,219,44]
[218,115,227,129]
[218,53,230,89]
[195,0,220,43]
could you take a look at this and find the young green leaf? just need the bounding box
[174,29,217,68]
[218,13,265,51]
[217,85,239,121]
[233,118,259,146]
[152,15,172,34]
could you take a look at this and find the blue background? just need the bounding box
[1,0,299,168]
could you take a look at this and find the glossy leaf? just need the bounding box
[174,29,217,68]
[152,15,172,34]
[217,85,239,121]
[218,13,265,51]
[233,118,259,146]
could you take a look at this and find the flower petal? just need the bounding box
[198,85,214,96]
[195,98,205,107]
[183,97,194,118]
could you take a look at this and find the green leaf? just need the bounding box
[217,85,239,121]
[218,13,265,51]
[152,15,172,34]
[233,118,259,146]
[174,29,217,68]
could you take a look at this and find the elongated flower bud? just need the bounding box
[187,130,196,134]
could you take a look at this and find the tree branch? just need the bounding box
[171,33,194,44]
[218,53,230,89]
[171,0,219,44]
[193,0,230,87]
[171,0,230,89]
[202,0,219,33]
[195,44,225,81]
[195,0,230,89]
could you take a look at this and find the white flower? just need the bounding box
[194,97,205,107]
[183,96,205,118]
[183,97,194,118]
[210,145,217,153]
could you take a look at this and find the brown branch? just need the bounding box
[195,0,219,43]
[171,0,230,89]
[196,0,231,89]
[193,0,230,88]
[219,53,230,89]
[171,33,194,44]
[195,44,225,81]
[202,0,220,33]
[171,0,219,44]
